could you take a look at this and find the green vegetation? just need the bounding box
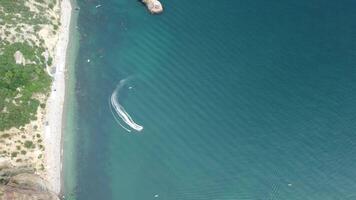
[1,133,10,138]
[0,42,51,131]
[0,0,57,26]
[11,152,18,158]
[24,140,35,149]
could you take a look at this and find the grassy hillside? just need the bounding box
[0,0,59,131]
[0,42,51,131]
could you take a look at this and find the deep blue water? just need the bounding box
[65,0,356,199]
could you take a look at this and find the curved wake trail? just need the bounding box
[110,79,144,132]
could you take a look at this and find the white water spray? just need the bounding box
[110,79,144,132]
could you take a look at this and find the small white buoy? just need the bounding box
[129,86,133,89]
[154,194,159,198]
[288,183,292,187]
[87,59,90,63]
[96,4,102,8]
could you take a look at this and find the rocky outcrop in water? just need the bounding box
[0,161,59,200]
[142,0,163,14]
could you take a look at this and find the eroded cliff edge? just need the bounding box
[0,161,59,200]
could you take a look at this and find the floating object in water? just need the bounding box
[288,183,292,187]
[110,79,144,132]
[154,194,159,198]
[87,59,90,63]
[95,4,102,8]
[129,86,133,89]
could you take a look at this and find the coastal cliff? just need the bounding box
[0,0,71,195]
[142,0,163,14]
[0,161,59,200]
[0,0,60,170]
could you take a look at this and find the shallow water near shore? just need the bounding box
[64,0,356,199]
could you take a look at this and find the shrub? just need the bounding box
[0,134,10,138]
[24,140,35,148]
[11,152,18,158]
[47,57,53,66]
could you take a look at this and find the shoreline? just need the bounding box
[43,0,72,194]
[61,0,80,196]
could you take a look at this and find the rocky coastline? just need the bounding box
[142,0,163,14]
[0,161,59,200]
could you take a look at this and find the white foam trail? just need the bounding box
[108,98,132,133]
[110,79,144,132]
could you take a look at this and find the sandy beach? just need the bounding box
[43,0,72,194]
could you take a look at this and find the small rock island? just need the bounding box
[142,0,163,14]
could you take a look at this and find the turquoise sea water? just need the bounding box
[64,0,356,199]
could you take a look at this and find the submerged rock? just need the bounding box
[142,0,163,14]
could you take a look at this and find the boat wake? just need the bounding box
[109,78,143,132]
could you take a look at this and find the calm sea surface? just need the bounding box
[64,0,356,199]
